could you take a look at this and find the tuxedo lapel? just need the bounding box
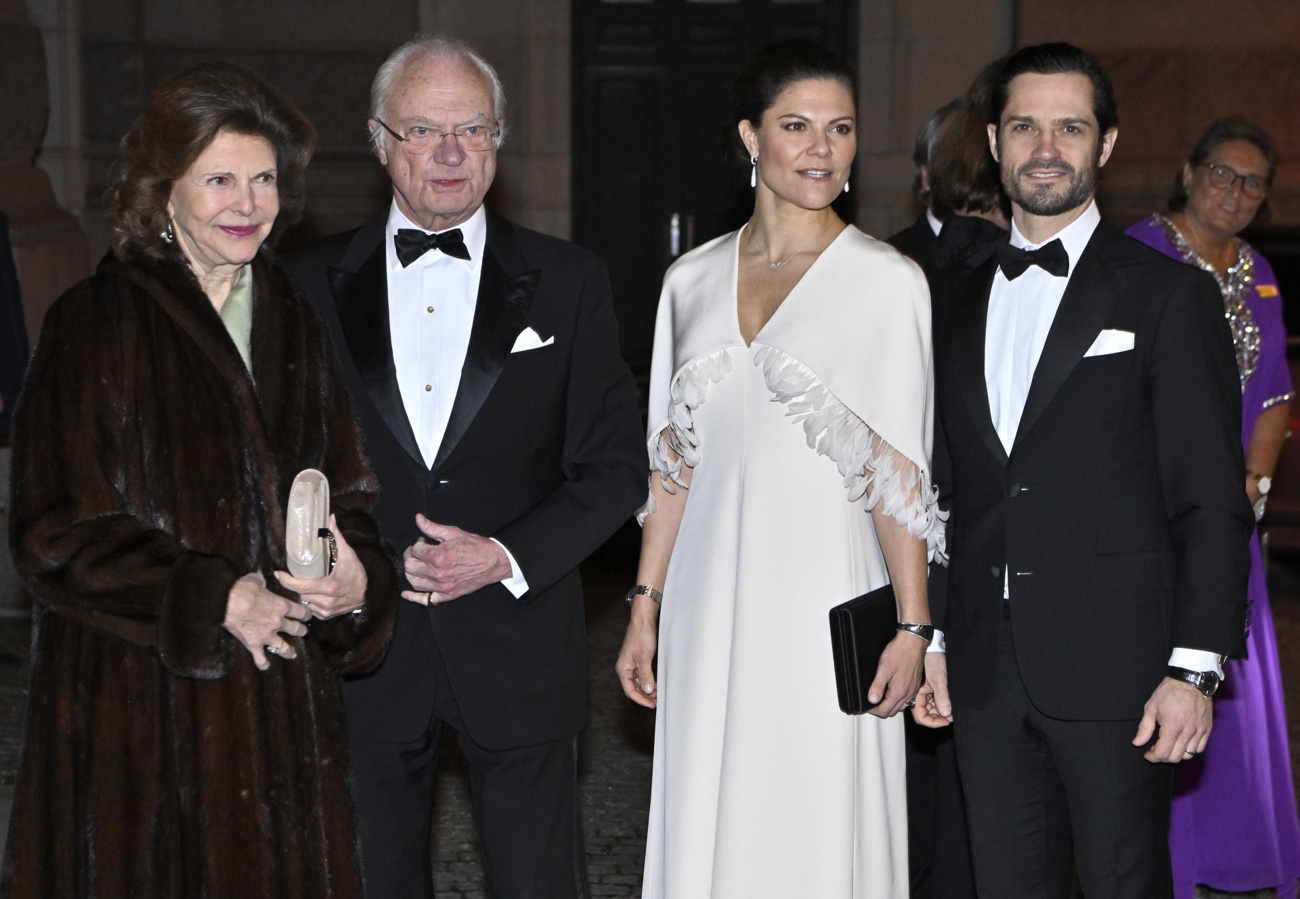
[431,212,540,472]
[327,219,424,467]
[1013,229,1124,449]
[953,259,1008,466]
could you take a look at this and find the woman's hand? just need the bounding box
[616,600,660,708]
[866,630,927,719]
[275,515,368,619]
[224,572,311,670]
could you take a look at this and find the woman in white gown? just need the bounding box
[616,40,946,898]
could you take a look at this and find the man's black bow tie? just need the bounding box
[996,238,1069,280]
[395,228,471,267]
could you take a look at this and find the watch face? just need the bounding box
[1259,476,1272,495]
[1199,672,1221,696]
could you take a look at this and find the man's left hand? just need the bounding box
[1132,677,1213,763]
[402,513,512,604]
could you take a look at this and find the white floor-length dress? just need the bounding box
[639,225,944,899]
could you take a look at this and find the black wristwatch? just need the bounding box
[1166,666,1221,697]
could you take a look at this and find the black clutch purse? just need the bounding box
[829,584,896,715]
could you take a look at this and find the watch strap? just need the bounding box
[1167,665,1220,696]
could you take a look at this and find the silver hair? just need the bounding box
[367,34,509,153]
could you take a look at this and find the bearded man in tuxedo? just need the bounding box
[916,43,1251,899]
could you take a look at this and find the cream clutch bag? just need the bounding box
[286,469,337,578]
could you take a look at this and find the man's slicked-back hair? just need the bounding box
[367,34,509,152]
[991,42,1118,141]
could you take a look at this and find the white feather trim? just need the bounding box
[638,350,734,525]
[754,345,947,562]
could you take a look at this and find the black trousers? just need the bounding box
[952,608,1175,899]
[348,649,590,899]
[905,716,977,899]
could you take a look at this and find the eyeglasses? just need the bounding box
[1199,162,1269,200]
[372,117,500,153]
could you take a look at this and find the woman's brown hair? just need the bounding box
[106,61,315,259]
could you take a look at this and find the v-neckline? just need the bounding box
[734,222,847,348]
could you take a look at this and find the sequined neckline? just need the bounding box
[1154,214,1258,390]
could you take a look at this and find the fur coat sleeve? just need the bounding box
[9,251,397,677]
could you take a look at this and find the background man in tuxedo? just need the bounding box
[887,96,959,266]
[282,35,645,898]
[916,43,1252,898]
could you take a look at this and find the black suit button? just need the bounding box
[990,565,1001,578]
[1008,483,1021,497]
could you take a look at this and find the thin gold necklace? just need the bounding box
[749,220,832,269]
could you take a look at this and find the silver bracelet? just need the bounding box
[896,622,935,642]
[625,584,663,605]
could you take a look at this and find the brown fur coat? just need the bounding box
[2,250,398,897]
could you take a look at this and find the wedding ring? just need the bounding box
[903,699,916,709]
[267,645,280,656]
[426,592,433,604]
[1183,749,1196,759]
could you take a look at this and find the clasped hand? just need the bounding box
[866,631,927,719]
[402,513,512,605]
[224,515,368,670]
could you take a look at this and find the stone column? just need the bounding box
[0,0,88,344]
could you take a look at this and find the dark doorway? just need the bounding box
[572,0,856,403]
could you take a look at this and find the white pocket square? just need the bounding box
[510,327,554,353]
[1083,328,1134,357]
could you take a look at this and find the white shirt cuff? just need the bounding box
[490,538,529,598]
[927,628,946,654]
[1168,647,1225,679]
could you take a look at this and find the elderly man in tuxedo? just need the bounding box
[281,35,645,898]
[915,43,1252,899]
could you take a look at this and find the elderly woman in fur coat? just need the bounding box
[2,63,398,896]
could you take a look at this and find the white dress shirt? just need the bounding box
[976,201,1220,677]
[385,203,528,597]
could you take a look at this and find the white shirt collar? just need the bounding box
[926,208,943,237]
[1008,199,1101,276]
[384,202,488,271]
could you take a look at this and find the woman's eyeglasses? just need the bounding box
[1200,162,1268,200]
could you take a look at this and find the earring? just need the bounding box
[750,156,758,189]
[161,220,175,244]
[843,180,850,194]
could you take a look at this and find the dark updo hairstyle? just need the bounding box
[929,58,1009,221]
[720,39,858,186]
[1168,116,1278,225]
[107,61,316,260]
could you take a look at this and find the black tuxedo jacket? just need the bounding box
[929,220,1252,720]
[280,210,646,750]
[887,214,939,266]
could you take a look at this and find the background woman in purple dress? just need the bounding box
[1127,116,1300,899]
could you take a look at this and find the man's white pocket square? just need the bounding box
[1083,329,1135,357]
[510,327,554,353]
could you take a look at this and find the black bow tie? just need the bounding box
[996,238,1069,280]
[394,228,471,267]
